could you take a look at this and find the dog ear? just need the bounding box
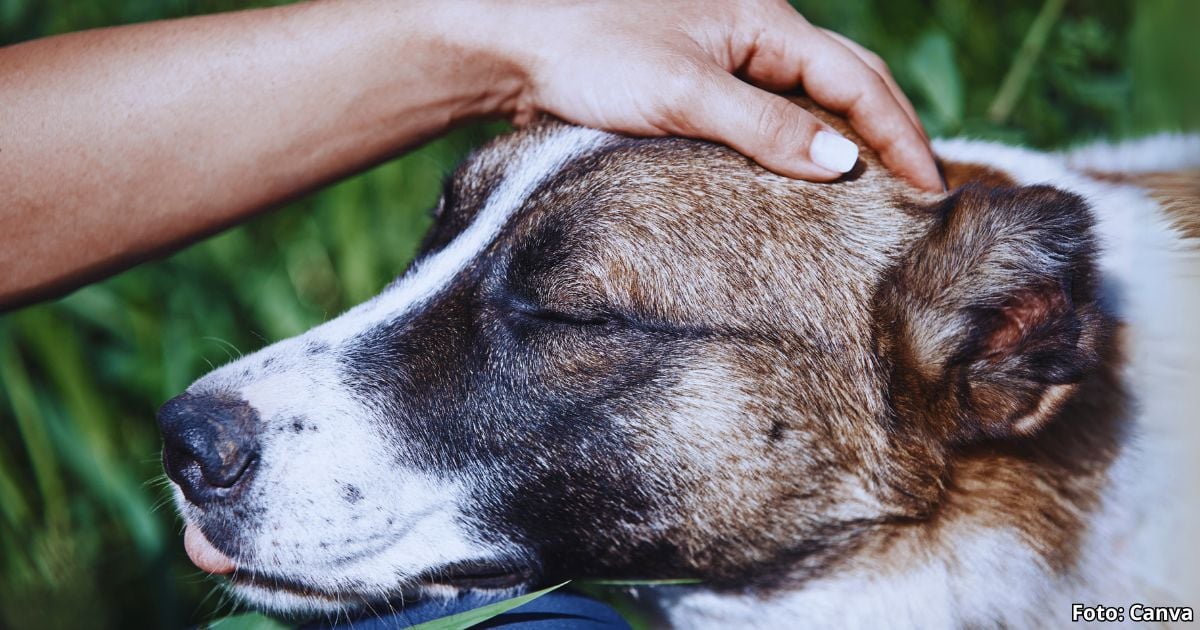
[876,184,1109,441]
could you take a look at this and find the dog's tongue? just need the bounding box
[184,523,236,574]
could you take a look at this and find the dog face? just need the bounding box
[160,113,1106,613]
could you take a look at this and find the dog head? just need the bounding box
[159,109,1108,613]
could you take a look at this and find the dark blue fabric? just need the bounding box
[311,591,630,629]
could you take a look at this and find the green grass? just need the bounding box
[1,0,1196,628]
[406,582,570,630]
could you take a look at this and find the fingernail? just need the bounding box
[811,131,859,173]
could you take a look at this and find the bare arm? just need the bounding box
[0,0,523,307]
[0,0,939,309]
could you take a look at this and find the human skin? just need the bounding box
[0,0,940,310]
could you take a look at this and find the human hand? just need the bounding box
[0,0,942,308]
[485,0,942,191]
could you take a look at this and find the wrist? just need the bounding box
[418,0,533,123]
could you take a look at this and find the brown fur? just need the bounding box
[936,331,1126,572]
[941,160,1017,190]
[453,108,1127,590]
[164,97,1192,623]
[1131,170,1200,239]
[1085,169,1200,239]
[487,126,922,583]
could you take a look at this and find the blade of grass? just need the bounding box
[0,438,32,528]
[0,523,31,581]
[987,0,1068,123]
[0,332,33,530]
[577,578,702,586]
[409,582,570,630]
[325,175,377,306]
[0,336,69,530]
[17,310,163,557]
[43,409,164,557]
[202,611,289,630]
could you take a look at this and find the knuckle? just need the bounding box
[863,50,890,74]
[652,68,707,132]
[859,72,893,105]
[751,98,806,152]
[878,121,912,153]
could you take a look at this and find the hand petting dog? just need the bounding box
[503,0,940,189]
[0,0,937,308]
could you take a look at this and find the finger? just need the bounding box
[740,18,942,191]
[799,30,942,191]
[820,29,928,143]
[661,69,860,181]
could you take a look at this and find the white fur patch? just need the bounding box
[654,526,1050,629]
[310,126,612,345]
[176,125,613,611]
[174,130,1199,621]
[1061,133,1200,174]
[648,135,1200,626]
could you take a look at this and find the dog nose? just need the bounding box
[158,393,260,504]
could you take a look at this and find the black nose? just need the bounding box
[158,393,260,505]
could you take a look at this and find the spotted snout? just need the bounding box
[158,393,260,505]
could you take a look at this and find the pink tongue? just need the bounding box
[185,523,236,574]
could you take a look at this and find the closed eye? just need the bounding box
[518,308,613,327]
[500,292,617,328]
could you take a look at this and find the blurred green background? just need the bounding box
[0,0,1196,628]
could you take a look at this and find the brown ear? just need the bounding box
[875,184,1110,442]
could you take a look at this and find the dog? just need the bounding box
[158,101,1200,628]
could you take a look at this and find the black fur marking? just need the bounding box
[340,483,363,504]
[415,156,503,257]
[334,147,705,581]
[178,120,1139,610]
[768,419,785,444]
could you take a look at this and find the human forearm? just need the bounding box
[1,0,941,309]
[0,0,521,308]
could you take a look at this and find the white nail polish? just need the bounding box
[811,131,859,173]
